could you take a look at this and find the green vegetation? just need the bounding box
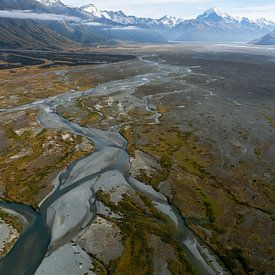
[264,183,275,204]
[77,98,102,127]
[0,209,23,233]
[122,123,212,190]
[119,107,275,274]
[254,145,262,160]
[0,111,93,208]
[90,257,108,275]
[264,112,275,127]
[138,155,172,189]
[96,191,195,274]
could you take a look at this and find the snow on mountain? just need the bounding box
[196,7,237,24]
[253,18,275,30]
[98,11,184,28]
[79,4,274,32]
[103,10,134,25]
[37,0,64,7]
[79,5,163,28]
[159,15,184,27]
[199,7,227,18]
[35,1,275,32]
[174,7,275,42]
[8,1,275,43]
[195,7,275,31]
[80,4,105,18]
[79,5,139,25]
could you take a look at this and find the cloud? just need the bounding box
[82,22,103,26]
[0,10,81,21]
[108,26,141,30]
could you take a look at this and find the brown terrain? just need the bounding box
[0,45,274,274]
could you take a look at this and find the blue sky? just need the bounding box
[62,0,275,20]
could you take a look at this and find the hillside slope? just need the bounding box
[0,0,46,10]
[0,18,78,49]
[253,30,275,45]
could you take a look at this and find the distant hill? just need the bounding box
[253,30,275,45]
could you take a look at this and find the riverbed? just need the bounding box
[0,44,274,274]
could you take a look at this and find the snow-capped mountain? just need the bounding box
[194,7,275,30]
[196,7,236,23]
[173,7,275,42]
[77,4,275,37]
[36,0,64,7]
[242,17,275,31]
[77,3,182,28]
[35,1,275,35]
[79,5,165,28]
[159,15,184,27]
[254,18,275,28]
[1,0,275,46]
[36,0,89,18]
[80,4,106,19]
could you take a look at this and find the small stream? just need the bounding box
[0,59,228,275]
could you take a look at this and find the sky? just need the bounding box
[62,0,275,21]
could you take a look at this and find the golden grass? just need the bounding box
[0,110,93,208]
[97,190,195,275]
[119,106,274,274]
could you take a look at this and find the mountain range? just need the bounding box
[0,0,274,49]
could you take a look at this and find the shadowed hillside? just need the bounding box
[0,0,45,10]
[0,18,79,49]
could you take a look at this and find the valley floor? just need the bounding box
[0,44,274,275]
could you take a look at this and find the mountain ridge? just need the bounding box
[0,0,274,48]
[0,17,79,49]
[252,30,275,45]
